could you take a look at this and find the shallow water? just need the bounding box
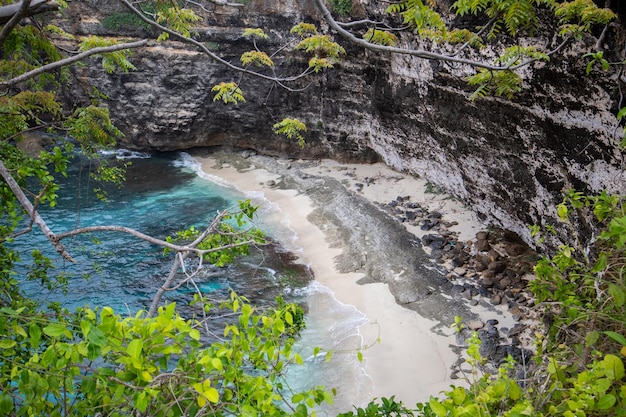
[12,150,372,414]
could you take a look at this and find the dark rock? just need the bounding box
[475,239,491,252]
[428,211,442,219]
[405,210,418,221]
[420,220,434,231]
[490,294,502,305]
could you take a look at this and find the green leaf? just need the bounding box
[127,338,143,359]
[604,331,626,346]
[0,394,13,415]
[609,284,626,307]
[429,398,448,417]
[189,328,201,340]
[603,354,625,380]
[0,339,16,349]
[88,326,107,347]
[585,331,600,347]
[596,394,616,410]
[43,323,68,338]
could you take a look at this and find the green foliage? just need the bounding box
[529,191,626,356]
[555,0,616,38]
[329,0,352,16]
[466,45,549,99]
[211,82,246,104]
[243,27,270,40]
[241,50,274,67]
[78,36,138,73]
[273,118,308,148]
[0,293,331,416]
[452,0,556,37]
[101,12,153,31]
[338,396,416,417]
[290,23,318,38]
[363,29,398,46]
[617,107,626,149]
[467,69,522,100]
[583,51,610,75]
[386,0,446,35]
[165,200,266,266]
[294,34,346,72]
[155,7,202,40]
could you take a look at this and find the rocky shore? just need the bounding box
[194,147,541,400]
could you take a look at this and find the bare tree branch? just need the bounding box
[0,0,32,49]
[0,39,150,89]
[0,0,58,25]
[120,0,314,90]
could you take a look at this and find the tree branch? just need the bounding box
[0,159,76,262]
[0,0,31,49]
[313,0,557,72]
[119,0,314,90]
[0,39,150,89]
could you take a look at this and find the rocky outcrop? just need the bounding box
[62,0,626,250]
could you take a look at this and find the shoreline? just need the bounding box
[192,149,519,407]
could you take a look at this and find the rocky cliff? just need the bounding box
[62,0,626,250]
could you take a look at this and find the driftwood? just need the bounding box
[0,0,59,25]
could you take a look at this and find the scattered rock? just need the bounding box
[467,320,484,330]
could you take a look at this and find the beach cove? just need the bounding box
[192,148,522,408]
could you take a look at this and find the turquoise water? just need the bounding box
[12,150,373,414]
[14,151,259,312]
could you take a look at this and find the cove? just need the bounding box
[12,150,374,414]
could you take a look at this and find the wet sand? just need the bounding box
[193,150,514,407]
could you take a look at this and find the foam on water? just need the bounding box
[288,282,373,415]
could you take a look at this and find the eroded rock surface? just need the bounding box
[61,0,626,250]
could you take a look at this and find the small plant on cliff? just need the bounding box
[330,0,353,16]
[273,118,308,148]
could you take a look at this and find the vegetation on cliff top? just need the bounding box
[1,0,626,415]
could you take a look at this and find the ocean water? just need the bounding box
[12,150,372,415]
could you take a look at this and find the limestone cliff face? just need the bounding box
[64,0,626,249]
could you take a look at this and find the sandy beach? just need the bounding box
[193,149,516,409]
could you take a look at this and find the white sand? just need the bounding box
[196,156,488,406]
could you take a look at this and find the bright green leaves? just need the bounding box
[193,379,220,406]
[555,0,616,38]
[65,105,122,150]
[273,117,308,148]
[452,0,556,37]
[467,46,549,100]
[240,50,274,67]
[155,7,202,40]
[294,34,346,71]
[290,23,319,38]
[211,82,246,104]
[3,299,322,416]
[387,0,446,34]
[243,27,269,41]
[363,29,398,46]
[292,24,345,73]
[0,91,62,139]
[165,199,265,266]
[79,36,137,73]
[467,69,522,100]
[584,51,610,75]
